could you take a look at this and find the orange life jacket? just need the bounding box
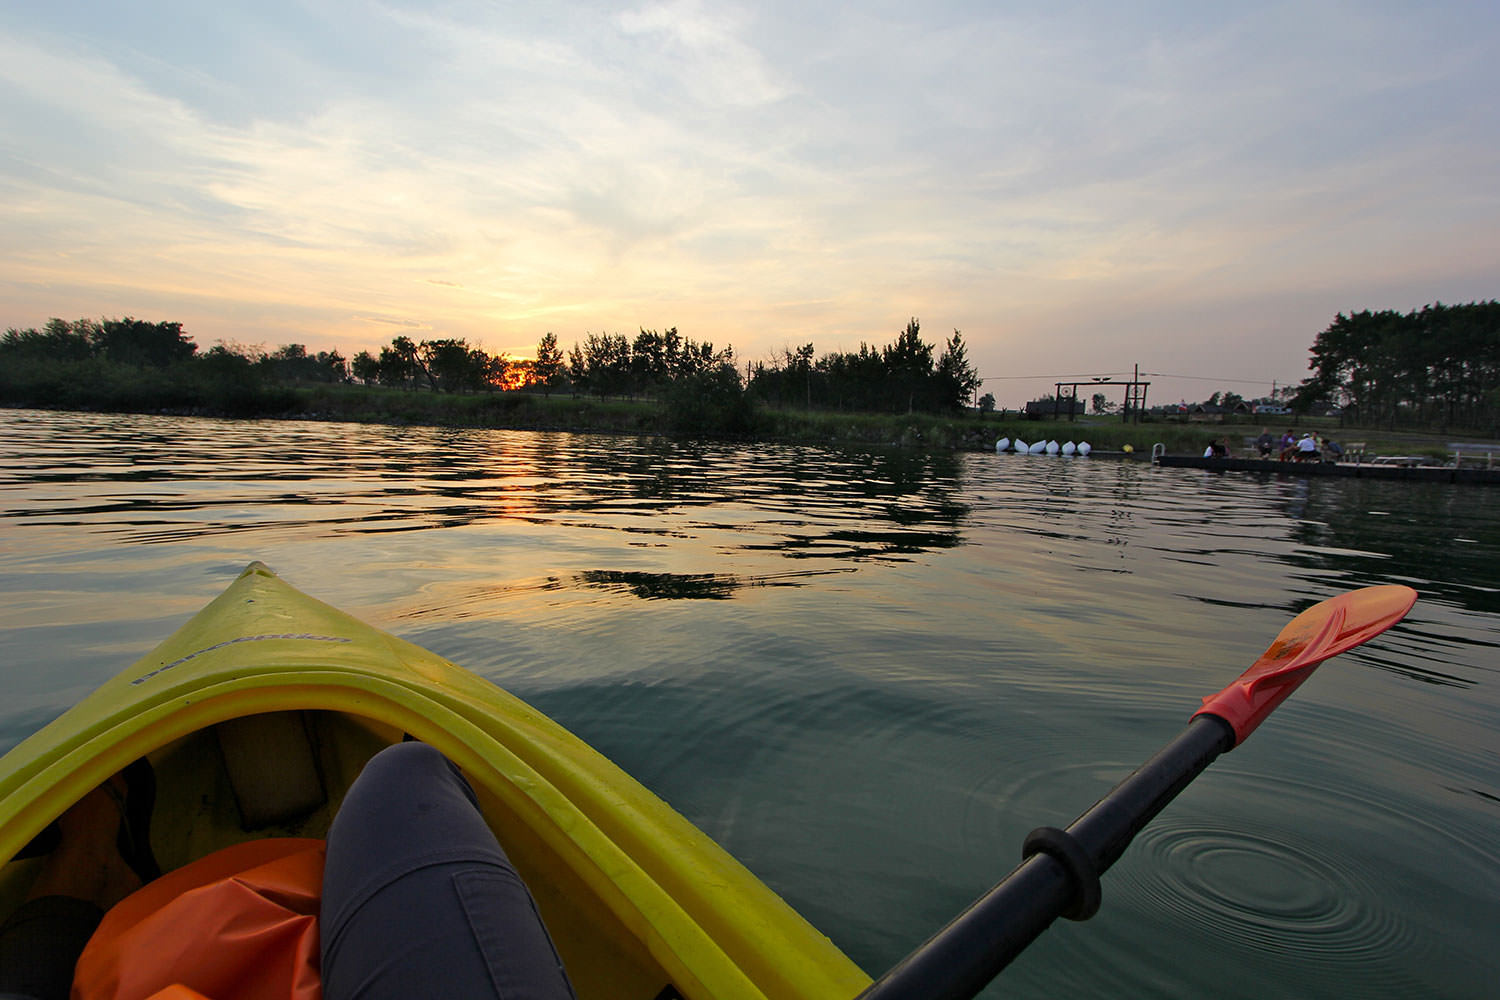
[72,838,325,1000]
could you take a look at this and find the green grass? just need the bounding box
[4,359,1491,459]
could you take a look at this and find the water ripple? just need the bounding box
[1126,821,1413,958]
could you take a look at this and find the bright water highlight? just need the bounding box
[1,409,1496,998]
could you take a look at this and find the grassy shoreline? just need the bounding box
[6,382,1486,462]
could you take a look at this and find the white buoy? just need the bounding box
[1062,441,1077,456]
[1014,438,1028,454]
[1078,442,1092,456]
[1045,440,1060,455]
[1028,440,1048,455]
[995,437,1011,453]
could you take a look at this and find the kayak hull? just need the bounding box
[0,563,871,1000]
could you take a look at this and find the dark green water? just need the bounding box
[2,408,1496,998]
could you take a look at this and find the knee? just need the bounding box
[347,742,474,809]
[366,740,449,778]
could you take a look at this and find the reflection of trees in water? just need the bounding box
[7,414,973,560]
[1278,478,1500,688]
[363,432,974,562]
[575,569,851,600]
[967,456,1151,555]
[1285,479,1500,613]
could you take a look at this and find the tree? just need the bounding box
[386,336,430,389]
[534,333,565,397]
[978,392,996,416]
[567,344,588,396]
[579,333,632,399]
[662,327,685,378]
[263,343,343,383]
[781,343,815,408]
[882,318,936,413]
[194,344,271,415]
[935,330,980,411]
[421,339,476,392]
[631,328,668,393]
[95,318,196,367]
[377,339,420,388]
[351,351,380,383]
[483,352,511,391]
[664,361,755,434]
[315,350,348,383]
[1,319,95,360]
[1294,301,1500,429]
[745,320,973,416]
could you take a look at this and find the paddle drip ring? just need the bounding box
[1023,826,1102,921]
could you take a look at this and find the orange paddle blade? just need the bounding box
[1193,585,1418,745]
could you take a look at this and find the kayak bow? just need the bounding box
[0,563,870,1000]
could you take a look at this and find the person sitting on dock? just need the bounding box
[1296,433,1319,462]
[1255,429,1275,458]
[1278,430,1297,461]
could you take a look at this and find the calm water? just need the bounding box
[1,408,1496,998]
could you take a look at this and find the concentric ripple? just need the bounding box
[1122,820,1414,959]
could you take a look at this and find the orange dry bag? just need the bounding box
[71,838,325,1000]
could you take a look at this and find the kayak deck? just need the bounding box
[0,563,871,1000]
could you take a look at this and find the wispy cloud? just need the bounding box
[353,315,428,328]
[1,1,1496,400]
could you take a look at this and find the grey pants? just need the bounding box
[320,741,578,1000]
[0,742,577,1000]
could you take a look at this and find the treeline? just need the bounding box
[344,328,751,435]
[1,317,349,382]
[351,335,523,392]
[746,319,980,414]
[1,317,295,415]
[0,316,757,430]
[4,313,982,418]
[558,327,734,400]
[3,317,200,367]
[1294,301,1500,431]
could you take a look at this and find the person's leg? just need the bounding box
[320,742,576,1000]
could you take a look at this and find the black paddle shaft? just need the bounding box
[856,713,1237,1000]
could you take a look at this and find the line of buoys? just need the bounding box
[996,438,1091,456]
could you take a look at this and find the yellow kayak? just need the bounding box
[0,562,872,1000]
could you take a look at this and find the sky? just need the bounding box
[2,1,1497,408]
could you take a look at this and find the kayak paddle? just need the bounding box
[856,584,1418,1000]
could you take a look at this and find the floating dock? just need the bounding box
[1153,453,1500,485]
